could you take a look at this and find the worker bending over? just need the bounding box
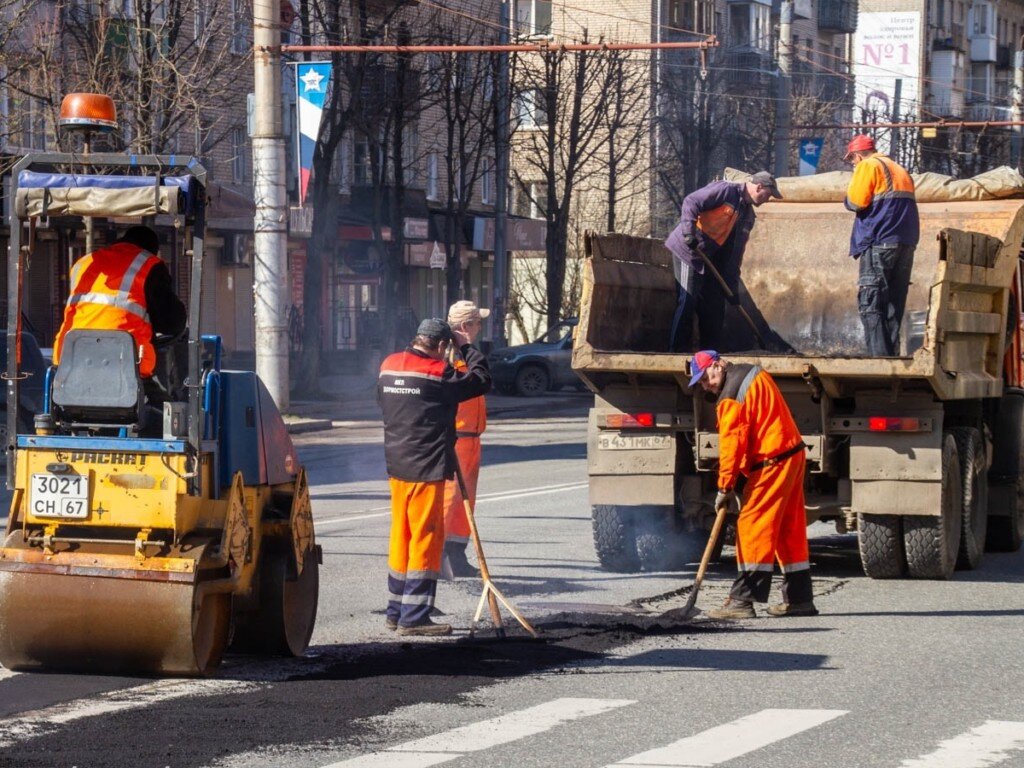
[688,350,818,619]
[442,300,491,578]
[664,172,781,353]
[54,225,186,401]
[378,318,491,636]
[843,135,920,356]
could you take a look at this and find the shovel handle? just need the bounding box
[694,503,729,592]
[692,246,767,349]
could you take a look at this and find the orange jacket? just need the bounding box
[715,364,803,491]
[451,355,487,436]
[54,242,162,377]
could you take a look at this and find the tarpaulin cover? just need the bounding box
[14,171,197,218]
[724,166,1024,203]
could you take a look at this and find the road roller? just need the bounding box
[0,107,319,675]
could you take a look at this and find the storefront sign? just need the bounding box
[403,217,430,240]
[472,217,546,252]
[429,242,446,269]
[406,241,471,269]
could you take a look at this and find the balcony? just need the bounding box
[818,0,856,34]
[970,35,997,63]
[722,50,773,90]
[966,102,1010,121]
[817,73,849,103]
[934,23,967,52]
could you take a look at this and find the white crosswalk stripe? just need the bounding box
[320,697,636,768]
[899,721,1024,768]
[605,708,848,768]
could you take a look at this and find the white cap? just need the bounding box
[448,300,491,324]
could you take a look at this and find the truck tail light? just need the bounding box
[868,416,921,432]
[603,412,655,429]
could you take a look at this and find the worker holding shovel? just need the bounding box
[688,350,818,619]
[665,172,782,353]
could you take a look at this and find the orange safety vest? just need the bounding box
[53,242,161,378]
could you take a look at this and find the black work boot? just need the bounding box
[706,597,756,620]
[444,542,480,578]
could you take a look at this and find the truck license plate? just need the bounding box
[30,473,89,519]
[597,433,672,450]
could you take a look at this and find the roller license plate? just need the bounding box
[29,473,90,519]
[597,433,672,450]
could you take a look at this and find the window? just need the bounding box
[6,92,48,151]
[973,2,990,35]
[194,3,209,40]
[728,3,770,50]
[515,0,551,36]
[669,0,684,26]
[330,139,346,188]
[481,159,493,205]
[401,124,418,185]
[231,0,247,54]
[231,126,246,183]
[515,89,548,129]
[426,152,439,200]
[514,181,547,220]
[354,134,375,186]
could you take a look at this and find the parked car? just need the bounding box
[488,318,583,397]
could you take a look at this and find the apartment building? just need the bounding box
[506,0,855,340]
[857,0,1024,173]
[0,0,256,362]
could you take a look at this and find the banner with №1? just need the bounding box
[295,61,332,206]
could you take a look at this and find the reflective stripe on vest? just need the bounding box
[66,251,152,323]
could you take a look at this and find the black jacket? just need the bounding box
[378,344,491,482]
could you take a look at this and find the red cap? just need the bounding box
[844,134,876,160]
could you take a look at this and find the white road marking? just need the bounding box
[315,481,588,530]
[321,697,636,768]
[0,655,333,748]
[0,667,18,682]
[606,708,848,767]
[899,721,1024,768]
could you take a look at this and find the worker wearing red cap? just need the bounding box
[688,350,817,619]
[843,134,919,356]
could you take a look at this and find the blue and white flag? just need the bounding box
[295,61,332,206]
[798,138,824,176]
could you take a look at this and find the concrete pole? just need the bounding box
[492,0,511,348]
[252,0,290,408]
[774,0,793,178]
[1012,40,1024,171]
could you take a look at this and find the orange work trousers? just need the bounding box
[443,436,481,546]
[387,478,446,627]
[731,451,812,604]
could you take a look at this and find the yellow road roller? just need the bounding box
[0,138,319,675]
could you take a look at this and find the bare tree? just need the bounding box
[601,51,653,233]
[511,33,618,328]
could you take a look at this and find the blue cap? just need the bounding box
[688,350,720,388]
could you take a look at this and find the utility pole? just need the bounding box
[1013,38,1024,172]
[774,0,793,178]
[492,0,511,348]
[252,0,290,408]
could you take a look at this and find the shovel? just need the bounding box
[661,501,729,622]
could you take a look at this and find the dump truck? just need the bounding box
[0,99,319,675]
[572,167,1024,580]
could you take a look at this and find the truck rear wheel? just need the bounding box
[903,433,962,579]
[592,505,640,572]
[951,427,987,570]
[857,514,905,579]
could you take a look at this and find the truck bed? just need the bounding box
[573,200,1024,400]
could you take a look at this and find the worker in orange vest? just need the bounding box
[442,300,491,577]
[688,350,818,619]
[843,134,920,356]
[53,225,185,399]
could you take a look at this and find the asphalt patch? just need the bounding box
[0,617,716,768]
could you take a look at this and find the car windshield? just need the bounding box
[533,322,573,345]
